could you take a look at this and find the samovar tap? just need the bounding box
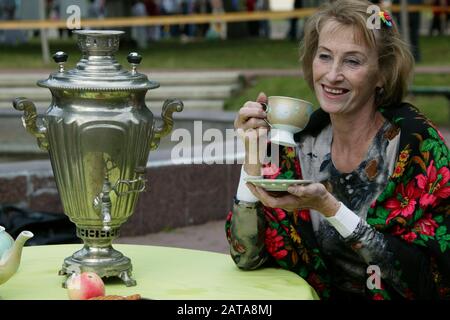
[92,174,113,231]
[93,167,147,229]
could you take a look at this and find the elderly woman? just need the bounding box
[225,0,450,300]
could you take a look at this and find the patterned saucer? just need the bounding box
[245,178,313,192]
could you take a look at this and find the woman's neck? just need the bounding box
[331,108,384,150]
[330,107,385,173]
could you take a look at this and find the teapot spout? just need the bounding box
[0,230,34,285]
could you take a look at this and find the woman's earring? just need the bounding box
[375,87,384,105]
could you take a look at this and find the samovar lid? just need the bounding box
[37,30,159,91]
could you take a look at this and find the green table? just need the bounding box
[0,244,319,300]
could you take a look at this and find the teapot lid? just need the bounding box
[37,30,159,92]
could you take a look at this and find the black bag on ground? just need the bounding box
[0,205,80,246]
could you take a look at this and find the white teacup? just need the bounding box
[263,96,313,147]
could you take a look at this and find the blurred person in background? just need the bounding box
[131,0,149,48]
[0,0,15,20]
[392,0,422,62]
[224,0,249,38]
[0,0,26,45]
[160,0,181,38]
[429,0,449,35]
[194,0,212,38]
[48,0,64,38]
[257,0,270,38]
[180,0,195,41]
[208,0,227,40]
[288,0,303,41]
[246,0,259,37]
[144,0,161,41]
[88,0,106,19]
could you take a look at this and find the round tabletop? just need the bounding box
[0,244,319,300]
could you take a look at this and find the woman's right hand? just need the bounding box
[234,92,269,176]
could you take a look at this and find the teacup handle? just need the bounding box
[260,102,272,128]
[260,102,270,113]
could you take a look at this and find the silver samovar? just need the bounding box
[12,30,183,287]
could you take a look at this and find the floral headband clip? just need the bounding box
[379,11,393,27]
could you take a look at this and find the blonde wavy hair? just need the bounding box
[300,0,414,108]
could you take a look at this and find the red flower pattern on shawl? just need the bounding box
[294,158,302,177]
[265,228,288,259]
[294,208,311,222]
[385,180,422,224]
[402,231,418,243]
[391,224,406,236]
[415,160,450,208]
[414,213,439,236]
[307,273,326,294]
[273,208,287,221]
[373,293,385,300]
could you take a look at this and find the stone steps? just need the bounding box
[0,71,243,111]
[0,99,225,111]
[0,84,240,103]
[0,71,243,87]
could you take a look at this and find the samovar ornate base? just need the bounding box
[13,30,183,287]
[59,227,136,287]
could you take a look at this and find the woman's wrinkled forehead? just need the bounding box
[318,19,376,50]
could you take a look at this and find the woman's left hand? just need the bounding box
[246,182,341,217]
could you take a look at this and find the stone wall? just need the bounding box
[0,159,241,237]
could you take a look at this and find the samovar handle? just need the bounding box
[149,99,184,150]
[12,97,49,151]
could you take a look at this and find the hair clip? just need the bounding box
[379,11,393,27]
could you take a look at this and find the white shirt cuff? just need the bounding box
[326,202,361,238]
[236,166,262,203]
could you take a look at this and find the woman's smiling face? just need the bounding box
[312,20,383,116]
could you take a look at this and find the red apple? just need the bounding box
[66,272,105,300]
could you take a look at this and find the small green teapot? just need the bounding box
[0,226,33,285]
